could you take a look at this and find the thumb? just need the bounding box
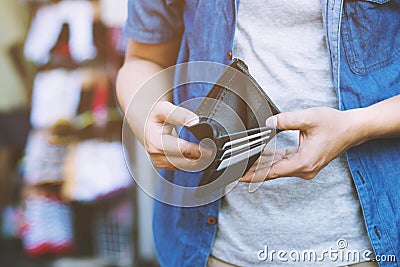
[266,111,311,131]
[156,102,199,126]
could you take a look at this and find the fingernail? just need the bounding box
[186,116,199,127]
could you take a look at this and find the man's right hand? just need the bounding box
[117,40,213,171]
[144,101,210,170]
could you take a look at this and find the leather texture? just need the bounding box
[187,59,282,196]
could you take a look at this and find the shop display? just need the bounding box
[24,0,96,65]
[10,0,139,265]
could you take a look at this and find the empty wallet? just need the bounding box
[186,58,283,197]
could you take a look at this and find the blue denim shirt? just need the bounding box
[124,1,400,266]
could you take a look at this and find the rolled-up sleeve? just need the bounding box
[123,0,184,44]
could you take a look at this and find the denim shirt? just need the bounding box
[124,1,400,266]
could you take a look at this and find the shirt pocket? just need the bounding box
[341,0,400,75]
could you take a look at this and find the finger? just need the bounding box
[280,147,298,158]
[240,148,295,182]
[155,101,199,127]
[248,153,282,172]
[151,154,212,171]
[260,148,279,156]
[266,110,312,131]
[240,153,284,182]
[161,135,201,158]
[261,147,297,157]
[151,154,179,170]
[161,135,214,159]
[265,153,304,179]
[241,165,274,183]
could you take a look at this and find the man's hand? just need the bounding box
[240,107,367,182]
[144,101,211,170]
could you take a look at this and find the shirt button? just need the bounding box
[207,216,217,225]
[227,50,233,60]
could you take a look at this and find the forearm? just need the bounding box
[116,58,173,144]
[242,94,400,181]
[347,94,400,146]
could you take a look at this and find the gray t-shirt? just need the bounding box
[211,0,373,266]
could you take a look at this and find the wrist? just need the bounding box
[342,108,372,148]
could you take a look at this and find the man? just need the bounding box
[117,0,400,266]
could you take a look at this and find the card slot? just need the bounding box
[222,130,271,150]
[220,134,270,160]
[219,126,274,144]
[220,141,264,161]
[216,143,266,171]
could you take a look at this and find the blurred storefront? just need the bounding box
[0,1,157,266]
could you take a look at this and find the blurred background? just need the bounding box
[0,0,158,266]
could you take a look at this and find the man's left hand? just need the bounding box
[240,107,367,182]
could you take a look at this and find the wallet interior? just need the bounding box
[186,58,282,197]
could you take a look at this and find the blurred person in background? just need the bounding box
[117,1,400,266]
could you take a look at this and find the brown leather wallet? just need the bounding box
[186,58,283,197]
